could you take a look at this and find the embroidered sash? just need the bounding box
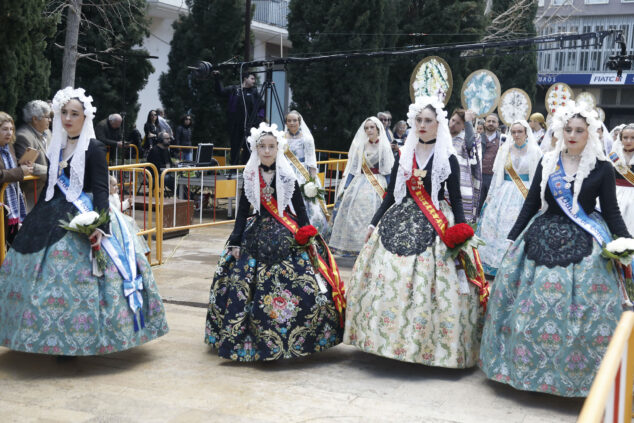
[548,158,632,304]
[609,152,634,187]
[361,157,385,199]
[258,173,346,325]
[57,172,145,331]
[504,153,529,199]
[284,146,330,219]
[404,157,489,307]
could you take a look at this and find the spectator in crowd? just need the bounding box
[143,110,160,151]
[478,113,503,211]
[392,120,408,144]
[147,131,177,195]
[0,112,32,245]
[529,112,547,145]
[174,114,194,161]
[377,111,394,143]
[15,100,51,211]
[155,108,173,139]
[213,71,264,165]
[95,113,123,149]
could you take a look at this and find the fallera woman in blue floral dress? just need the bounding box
[0,87,168,356]
[479,101,633,397]
[205,123,344,361]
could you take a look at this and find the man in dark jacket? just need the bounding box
[95,114,124,163]
[213,71,264,165]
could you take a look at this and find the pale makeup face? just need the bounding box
[415,108,438,142]
[621,128,634,151]
[257,135,278,166]
[0,122,13,146]
[529,119,541,132]
[563,117,589,154]
[510,123,527,146]
[286,113,300,134]
[364,120,379,142]
[61,99,86,138]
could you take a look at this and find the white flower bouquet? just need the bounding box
[602,238,634,266]
[301,177,325,202]
[59,210,110,272]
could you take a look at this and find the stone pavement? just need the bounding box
[0,225,585,422]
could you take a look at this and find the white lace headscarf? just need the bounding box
[242,122,296,217]
[284,110,317,169]
[600,122,614,155]
[491,119,542,189]
[337,116,394,197]
[610,124,626,144]
[46,87,97,202]
[611,123,634,166]
[394,96,455,208]
[540,100,604,214]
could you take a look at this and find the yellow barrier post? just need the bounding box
[109,163,161,265]
[579,311,634,423]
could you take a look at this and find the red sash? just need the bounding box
[259,173,346,325]
[405,157,489,308]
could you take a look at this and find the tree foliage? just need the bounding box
[159,0,246,144]
[46,0,153,133]
[0,0,56,123]
[287,0,398,150]
[385,0,489,121]
[487,0,538,104]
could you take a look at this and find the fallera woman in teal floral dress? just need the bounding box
[0,87,168,356]
[479,101,633,397]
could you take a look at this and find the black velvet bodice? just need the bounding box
[12,140,110,254]
[370,152,465,227]
[508,159,631,241]
[228,174,309,249]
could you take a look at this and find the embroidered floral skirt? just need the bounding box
[205,215,343,362]
[479,212,624,397]
[329,174,386,257]
[476,179,527,276]
[0,206,169,355]
[343,198,483,368]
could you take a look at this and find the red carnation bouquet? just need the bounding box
[443,223,484,280]
[294,225,318,246]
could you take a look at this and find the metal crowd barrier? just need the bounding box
[157,157,348,263]
[106,143,140,165]
[109,163,161,265]
[579,311,634,423]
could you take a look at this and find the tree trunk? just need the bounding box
[61,0,83,88]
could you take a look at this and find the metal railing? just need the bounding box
[253,0,289,28]
[109,163,161,265]
[579,311,634,423]
[105,144,139,165]
[157,157,348,263]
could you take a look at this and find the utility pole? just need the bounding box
[244,0,251,61]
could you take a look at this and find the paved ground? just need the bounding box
[0,225,586,422]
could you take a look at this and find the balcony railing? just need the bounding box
[253,0,289,28]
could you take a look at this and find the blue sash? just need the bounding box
[548,157,632,304]
[547,158,611,246]
[504,173,529,182]
[57,172,145,331]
